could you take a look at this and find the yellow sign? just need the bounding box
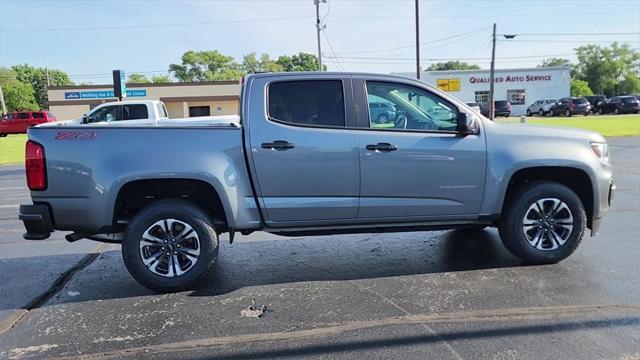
[436,78,461,92]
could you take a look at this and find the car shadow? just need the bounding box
[3,228,524,307]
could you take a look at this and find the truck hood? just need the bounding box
[39,115,240,128]
[488,121,606,143]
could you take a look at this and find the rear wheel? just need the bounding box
[0,134,6,137]
[598,108,604,115]
[122,199,219,292]
[565,109,571,117]
[498,181,586,264]
[614,108,619,115]
[539,109,544,116]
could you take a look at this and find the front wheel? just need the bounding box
[565,109,571,117]
[122,199,219,292]
[598,108,604,115]
[526,110,531,116]
[498,181,586,264]
[614,108,619,115]
[539,109,544,116]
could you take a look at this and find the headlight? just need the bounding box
[590,142,610,163]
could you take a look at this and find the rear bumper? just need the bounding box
[19,204,53,240]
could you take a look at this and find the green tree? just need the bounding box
[276,53,326,72]
[128,73,150,84]
[570,79,594,96]
[242,53,283,73]
[150,74,173,83]
[11,64,73,109]
[425,61,481,71]
[574,42,640,96]
[538,58,572,68]
[4,81,39,111]
[169,50,243,81]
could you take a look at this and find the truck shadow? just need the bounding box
[194,228,522,297]
[3,228,523,307]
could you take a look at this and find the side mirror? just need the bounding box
[457,112,478,135]
[82,115,89,124]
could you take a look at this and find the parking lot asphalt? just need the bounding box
[0,137,638,359]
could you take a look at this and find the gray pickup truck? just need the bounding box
[20,72,615,292]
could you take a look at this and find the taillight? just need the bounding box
[25,140,47,191]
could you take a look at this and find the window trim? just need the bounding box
[265,79,351,130]
[360,80,461,135]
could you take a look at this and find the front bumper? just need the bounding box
[592,182,615,236]
[19,204,53,240]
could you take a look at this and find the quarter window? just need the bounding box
[366,81,458,132]
[507,89,525,105]
[32,112,44,119]
[268,80,345,127]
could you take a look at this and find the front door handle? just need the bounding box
[366,142,398,152]
[261,140,295,150]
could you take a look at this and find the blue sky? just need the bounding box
[1,0,638,84]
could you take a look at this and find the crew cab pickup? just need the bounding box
[54,100,169,125]
[19,73,615,292]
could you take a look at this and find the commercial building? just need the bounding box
[47,81,241,120]
[394,66,571,115]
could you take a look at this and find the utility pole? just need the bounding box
[314,0,325,71]
[415,0,420,79]
[0,85,6,115]
[489,23,497,120]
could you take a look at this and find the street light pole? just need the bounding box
[489,23,497,120]
[315,0,323,71]
[415,0,420,79]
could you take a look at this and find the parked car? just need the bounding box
[597,96,640,115]
[20,72,614,292]
[0,110,56,137]
[585,95,607,113]
[465,102,481,113]
[526,99,556,116]
[368,102,396,123]
[550,97,591,117]
[480,100,512,118]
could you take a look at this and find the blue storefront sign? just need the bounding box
[64,89,147,100]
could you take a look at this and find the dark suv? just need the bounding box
[550,97,591,117]
[480,100,512,118]
[598,96,640,115]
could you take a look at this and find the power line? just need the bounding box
[322,31,346,71]
[331,25,491,55]
[507,32,640,36]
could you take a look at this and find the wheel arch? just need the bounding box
[498,166,595,230]
[111,177,232,232]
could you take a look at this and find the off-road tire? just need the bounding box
[498,181,586,264]
[122,199,219,292]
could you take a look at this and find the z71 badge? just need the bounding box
[55,131,98,140]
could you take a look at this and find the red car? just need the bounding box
[0,111,57,137]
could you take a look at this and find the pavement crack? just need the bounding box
[24,244,106,311]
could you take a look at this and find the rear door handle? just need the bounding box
[261,140,295,150]
[366,142,398,152]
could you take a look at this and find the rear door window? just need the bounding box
[16,112,30,119]
[122,104,148,120]
[32,112,44,119]
[268,80,345,127]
